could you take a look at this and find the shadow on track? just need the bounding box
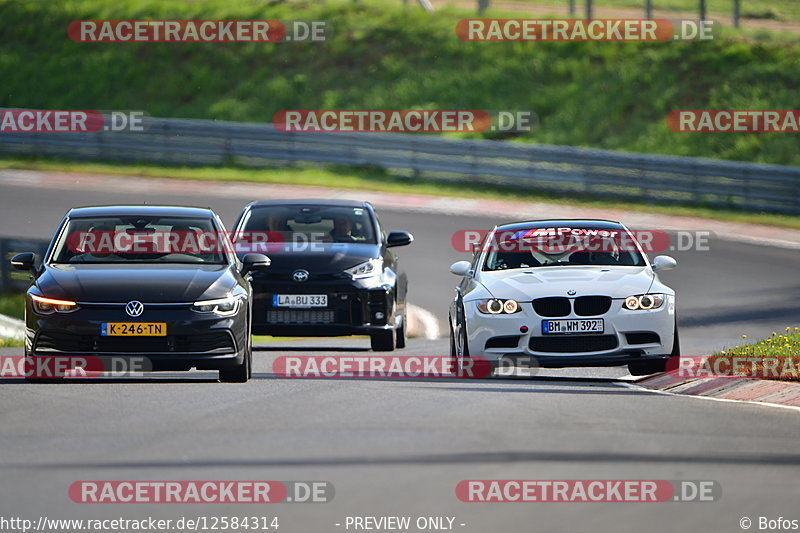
[20,449,800,469]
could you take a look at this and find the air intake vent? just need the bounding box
[529,335,618,353]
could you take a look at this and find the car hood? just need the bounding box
[476,266,655,300]
[36,263,236,303]
[242,243,379,277]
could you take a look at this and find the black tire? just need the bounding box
[371,330,395,352]
[671,323,681,357]
[449,319,458,374]
[456,317,494,378]
[220,340,251,383]
[627,358,667,376]
[395,312,407,349]
[627,324,679,376]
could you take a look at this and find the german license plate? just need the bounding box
[542,319,604,335]
[101,323,167,336]
[273,294,328,308]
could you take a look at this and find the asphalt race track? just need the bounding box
[0,175,799,533]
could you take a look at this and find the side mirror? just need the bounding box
[449,260,472,277]
[241,253,270,274]
[10,252,36,272]
[652,255,677,272]
[386,231,413,248]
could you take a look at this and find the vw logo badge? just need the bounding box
[125,300,144,317]
[292,269,309,282]
[566,290,577,296]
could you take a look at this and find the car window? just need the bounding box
[482,227,646,270]
[240,205,377,244]
[50,216,227,264]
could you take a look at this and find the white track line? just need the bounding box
[617,381,800,413]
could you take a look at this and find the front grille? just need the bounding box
[532,297,571,317]
[529,335,618,353]
[574,296,612,316]
[485,335,521,349]
[35,331,236,353]
[267,310,335,324]
[625,332,661,345]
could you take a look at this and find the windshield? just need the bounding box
[50,216,228,264]
[482,227,646,271]
[239,205,377,244]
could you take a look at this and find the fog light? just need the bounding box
[375,312,385,319]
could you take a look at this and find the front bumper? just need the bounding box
[250,278,398,336]
[465,295,675,366]
[26,304,246,370]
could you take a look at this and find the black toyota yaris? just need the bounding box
[10,205,269,382]
[232,199,413,351]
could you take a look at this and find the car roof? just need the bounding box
[66,205,216,218]
[495,219,626,232]
[246,199,370,208]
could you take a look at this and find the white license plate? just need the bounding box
[273,294,328,308]
[542,319,604,335]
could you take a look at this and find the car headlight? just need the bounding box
[622,293,665,310]
[345,258,382,280]
[476,299,522,314]
[192,295,241,315]
[31,294,79,314]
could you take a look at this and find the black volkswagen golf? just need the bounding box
[10,205,269,382]
[232,199,413,351]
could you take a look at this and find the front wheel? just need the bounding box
[220,343,251,383]
[627,324,679,376]
[395,312,407,349]
[371,330,395,352]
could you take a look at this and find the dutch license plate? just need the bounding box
[273,294,328,308]
[101,323,167,336]
[542,319,604,335]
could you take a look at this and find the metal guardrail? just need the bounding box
[0,116,799,214]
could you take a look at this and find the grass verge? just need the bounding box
[706,327,800,381]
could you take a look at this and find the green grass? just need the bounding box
[2,0,800,165]
[707,327,800,381]
[0,338,24,348]
[0,292,25,348]
[0,292,25,320]
[717,328,800,359]
[3,156,800,229]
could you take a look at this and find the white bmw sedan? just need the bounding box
[448,220,679,376]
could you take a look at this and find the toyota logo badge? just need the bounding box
[292,270,309,282]
[125,300,144,317]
